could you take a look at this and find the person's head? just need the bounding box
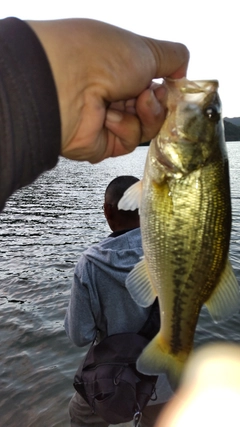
[103,176,140,232]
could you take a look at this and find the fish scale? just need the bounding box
[118,78,240,389]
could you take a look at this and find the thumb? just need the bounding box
[143,38,190,79]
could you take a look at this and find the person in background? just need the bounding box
[0,17,189,212]
[64,175,173,427]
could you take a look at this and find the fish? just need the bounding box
[118,78,240,390]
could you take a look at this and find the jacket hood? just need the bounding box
[81,228,143,287]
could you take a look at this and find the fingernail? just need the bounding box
[106,110,123,123]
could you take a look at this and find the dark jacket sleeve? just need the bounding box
[0,17,61,211]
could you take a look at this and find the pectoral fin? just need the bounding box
[126,258,157,307]
[205,259,240,322]
[118,180,142,211]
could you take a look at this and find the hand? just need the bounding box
[28,19,189,163]
[157,343,240,426]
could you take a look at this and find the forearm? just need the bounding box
[0,18,61,211]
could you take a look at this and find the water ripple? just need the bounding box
[0,145,240,425]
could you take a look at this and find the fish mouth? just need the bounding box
[164,77,219,94]
[157,136,193,174]
[157,148,178,173]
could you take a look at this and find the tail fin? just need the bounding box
[136,333,187,391]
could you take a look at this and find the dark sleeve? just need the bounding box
[0,17,61,211]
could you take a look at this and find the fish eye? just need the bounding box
[204,105,220,122]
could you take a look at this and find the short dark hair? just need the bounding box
[105,176,139,206]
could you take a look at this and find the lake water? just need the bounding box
[0,144,240,426]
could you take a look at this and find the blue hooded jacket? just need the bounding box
[64,227,173,403]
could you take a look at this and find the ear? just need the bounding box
[104,203,114,220]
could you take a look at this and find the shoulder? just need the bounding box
[125,227,142,246]
[75,228,142,275]
[74,237,112,270]
[83,228,142,253]
[101,227,142,250]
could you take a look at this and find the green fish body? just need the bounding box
[118,78,239,389]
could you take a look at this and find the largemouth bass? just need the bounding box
[118,78,240,389]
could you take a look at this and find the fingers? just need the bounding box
[105,86,166,155]
[136,86,167,142]
[104,111,141,157]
